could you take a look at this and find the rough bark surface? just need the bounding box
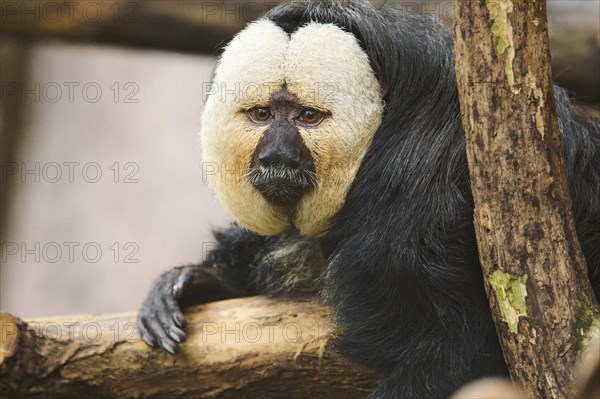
[0,297,380,399]
[454,1,600,398]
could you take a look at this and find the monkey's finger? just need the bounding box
[157,310,186,343]
[164,293,186,329]
[158,270,187,328]
[168,324,187,343]
[145,315,180,354]
[137,315,157,348]
[153,295,187,344]
[172,309,186,329]
[143,293,180,352]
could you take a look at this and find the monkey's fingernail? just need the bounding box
[163,342,178,355]
[169,328,183,343]
[141,333,156,348]
[173,313,184,326]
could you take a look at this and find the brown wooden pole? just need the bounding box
[454,1,600,397]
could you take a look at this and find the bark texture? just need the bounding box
[454,1,600,398]
[0,297,380,399]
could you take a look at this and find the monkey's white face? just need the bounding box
[200,20,384,236]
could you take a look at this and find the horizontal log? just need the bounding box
[0,297,380,399]
[0,0,598,103]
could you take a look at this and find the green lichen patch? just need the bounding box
[487,0,518,93]
[490,269,528,333]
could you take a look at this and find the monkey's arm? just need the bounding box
[137,224,325,353]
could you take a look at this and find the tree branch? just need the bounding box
[0,297,380,399]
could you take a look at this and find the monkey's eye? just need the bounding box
[248,107,271,123]
[298,108,324,126]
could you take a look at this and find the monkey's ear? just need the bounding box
[374,66,389,99]
[378,74,389,99]
[371,58,390,100]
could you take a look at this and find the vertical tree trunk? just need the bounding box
[453,1,600,398]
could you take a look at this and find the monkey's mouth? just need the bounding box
[248,166,317,206]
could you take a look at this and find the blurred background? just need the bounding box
[1,0,599,318]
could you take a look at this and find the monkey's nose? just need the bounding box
[258,146,300,168]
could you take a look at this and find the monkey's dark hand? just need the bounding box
[137,264,237,354]
[137,266,194,354]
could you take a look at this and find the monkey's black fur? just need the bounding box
[138,2,600,398]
